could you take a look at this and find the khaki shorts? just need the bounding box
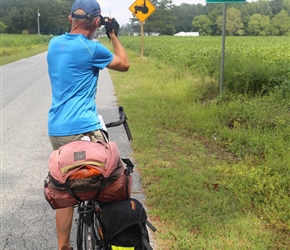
[49,130,107,150]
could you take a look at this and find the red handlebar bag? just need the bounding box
[43,140,133,209]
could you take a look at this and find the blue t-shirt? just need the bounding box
[47,34,113,136]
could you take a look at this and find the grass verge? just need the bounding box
[0,34,51,66]
[105,43,289,249]
[0,44,48,65]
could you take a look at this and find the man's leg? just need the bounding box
[56,206,74,250]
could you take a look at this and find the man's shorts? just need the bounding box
[49,130,106,150]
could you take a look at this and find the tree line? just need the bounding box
[1,0,290,36]
[0,0,73,34]
[131,0,290,35]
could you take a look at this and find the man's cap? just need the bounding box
[71,0,101,19]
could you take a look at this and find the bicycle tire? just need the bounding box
[84,223,95,250]
[77,216,84,250]
[83,214,105,250]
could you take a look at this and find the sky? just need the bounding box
[97,0,207,26]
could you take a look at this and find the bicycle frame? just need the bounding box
[75,106,133,250]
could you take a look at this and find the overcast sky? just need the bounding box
[97,0,207,26]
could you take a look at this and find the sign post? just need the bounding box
[140,22,144,58]
[220,3,226,95]
[129,0,156,58]
[206,0,245,95]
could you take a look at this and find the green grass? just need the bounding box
[101,37,290,249]
[118,36,290,96]
[0,34,51,65]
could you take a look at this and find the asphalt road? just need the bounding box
[1,52,146,250]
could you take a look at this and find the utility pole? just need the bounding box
[37,10,40,35]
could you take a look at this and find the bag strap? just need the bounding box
[146,220,157,233]
[142,235,153,250]
[65,179,107,203]
[100,129,109,142]
[93,179,107,200]
[139,222,153,250]
[143,220,157,250]
[65,184,83,202]
[137,202,156,250]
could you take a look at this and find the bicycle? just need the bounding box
[76,106,134,250]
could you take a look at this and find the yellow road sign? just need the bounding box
[129,0,156,23]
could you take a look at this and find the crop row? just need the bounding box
[120,36,290,69]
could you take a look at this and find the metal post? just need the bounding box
[220,3,227,95]
[37,10,40,35]
[140,22,144,58]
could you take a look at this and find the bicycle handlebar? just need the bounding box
[105,106,133,141]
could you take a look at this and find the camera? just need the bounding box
[99,15,110,26]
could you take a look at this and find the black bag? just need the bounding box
[101,198,156,250]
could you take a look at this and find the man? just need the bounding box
[46,0,129,249]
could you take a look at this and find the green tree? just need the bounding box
[2,0,290,36]
[145,0,176,35]
[3,6,24,33]
[227,7,244,35]
[172,3,204,33]
[192,15,212,35]
[239,4,251,34]
[270,0,284,15]
[282,0,290,13]
[248,14,272,36]
[216,7,244,36]
[0,21,7,33]
[249,0,273,16]
[270,9,290,35]
[1,0,73,34]
[205,4,224,35]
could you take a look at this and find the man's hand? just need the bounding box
[104,18,119,39]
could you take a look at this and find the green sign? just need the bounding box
[206,0,245,3]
